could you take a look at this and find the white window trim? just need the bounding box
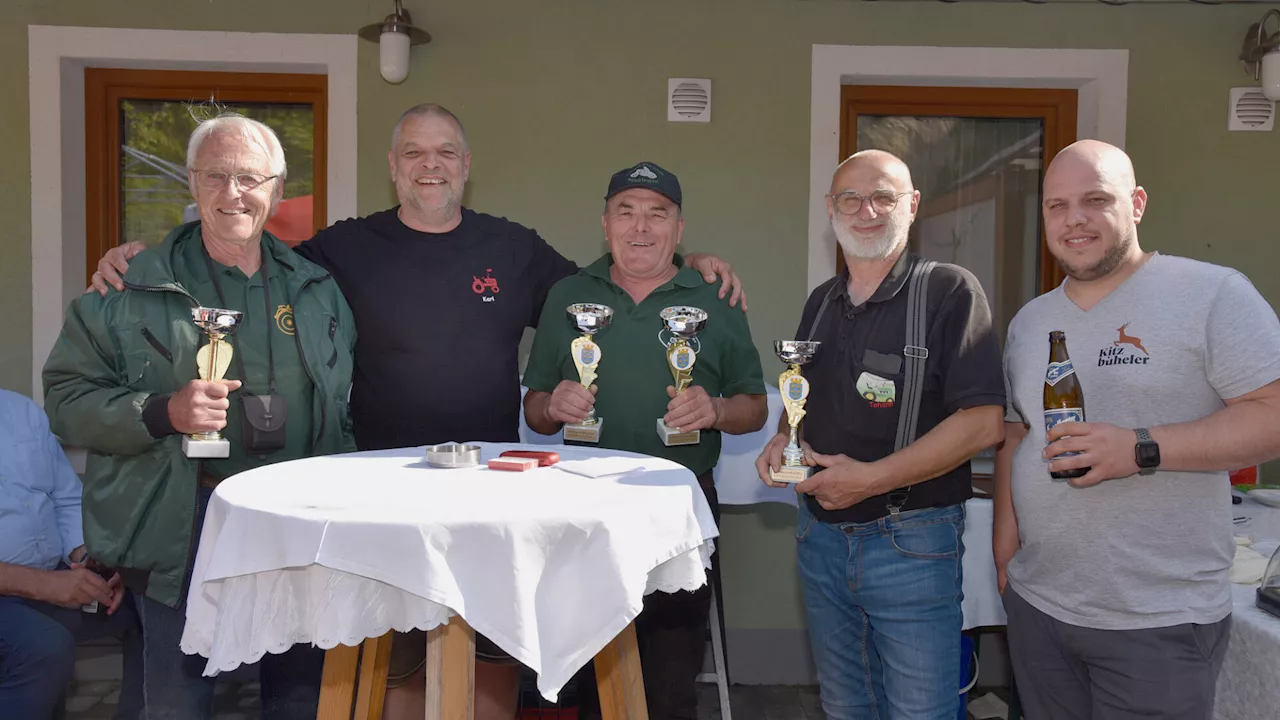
[27,25,358,397]
[807,44,1129,291]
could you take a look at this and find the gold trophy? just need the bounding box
[657,306,708,446]
[563,303,613,443]
[182,307,244,459]
[770,340,821,483]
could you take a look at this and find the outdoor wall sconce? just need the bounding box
[1241,9,1280,102]
[359,0,432,84]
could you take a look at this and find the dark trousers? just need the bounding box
[1003,586,1231,720]
[576,471,721,720]
[0,591,144,720]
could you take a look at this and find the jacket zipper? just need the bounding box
[327,317,338,369]
[140,327,173,363]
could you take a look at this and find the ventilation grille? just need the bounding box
[1229,88,1274,131]
[668,79,711,123]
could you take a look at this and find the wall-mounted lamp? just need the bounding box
[1241,9,1280,102]
[359,0,432,84]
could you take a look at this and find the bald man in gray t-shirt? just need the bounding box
[995,141,1280,720]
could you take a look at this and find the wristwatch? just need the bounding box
[1135,428,1160,476]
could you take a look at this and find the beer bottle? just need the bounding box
[1044,331,1089,479]
[80,557,117,619]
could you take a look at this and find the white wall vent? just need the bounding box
[668,78,711,123]
[1229,87,1274,131]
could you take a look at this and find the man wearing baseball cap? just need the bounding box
[524,162,767,720]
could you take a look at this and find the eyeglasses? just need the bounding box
[827,190,912,216]
[193,170,279,191]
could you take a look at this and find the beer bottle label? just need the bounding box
[1045,360,1075,386]
[1044,407,1084,430]
[1044,407,1084,458]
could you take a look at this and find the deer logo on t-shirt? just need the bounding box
[1115,323,1149,356]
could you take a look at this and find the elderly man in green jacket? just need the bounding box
[42,113,356,720]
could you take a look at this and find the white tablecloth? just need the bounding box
[1214,496,1280,720]
[519,384,1005,630]
[180,442,717,702]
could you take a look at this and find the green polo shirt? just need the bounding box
[181,236,315,479]
[523,253,764,475]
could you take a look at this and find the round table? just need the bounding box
[179,441,718,717]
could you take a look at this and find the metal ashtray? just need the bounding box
[424,443,481,469]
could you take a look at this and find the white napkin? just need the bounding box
[555,457,651,478]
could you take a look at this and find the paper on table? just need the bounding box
[556,457,651,478]
[1230,543,1270,584]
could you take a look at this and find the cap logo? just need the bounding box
[630,166,658,180]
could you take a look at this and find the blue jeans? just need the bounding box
[796,501,965,720]
[133,486,325,719]
[0,592,144,719]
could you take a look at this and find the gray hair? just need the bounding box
[186,113,287,179]
[390,103,468,152]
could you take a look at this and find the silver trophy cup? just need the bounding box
[182,307,244,459]
[771,340,821,483]
[563,303,614,443]
[657,306,709,446]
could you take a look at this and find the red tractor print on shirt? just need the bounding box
[472,269,500,296]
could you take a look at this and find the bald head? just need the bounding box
[1045,140,1137,198]
[831,149,914,194]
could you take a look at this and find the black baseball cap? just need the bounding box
[604,162,682,208]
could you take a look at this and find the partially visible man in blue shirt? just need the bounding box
[0,388,142,719]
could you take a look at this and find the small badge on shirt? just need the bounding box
[856,371,896,408]
[274,305,296,336]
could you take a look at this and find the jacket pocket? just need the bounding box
[139,327,173,364]
[325,316,338,369]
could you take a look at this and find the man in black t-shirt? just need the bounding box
[754,150,1004,720]
[92,103,745,720]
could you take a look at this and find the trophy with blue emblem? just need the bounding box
[657,306,708,446]
[771,340,821,483]
[564,303,613,443]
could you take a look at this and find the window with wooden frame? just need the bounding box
[84,68,327,285]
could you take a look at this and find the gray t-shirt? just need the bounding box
[1004,253,1280,630]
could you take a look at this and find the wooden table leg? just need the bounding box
[425,616,476,720]
[354,632,395,719]
[317,632,394,720]
[318,642,361,719]
[594,621,649,720]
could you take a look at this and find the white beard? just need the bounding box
[832,212,907,260]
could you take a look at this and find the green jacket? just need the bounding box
[42,222,357,607]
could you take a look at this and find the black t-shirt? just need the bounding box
[295,208,578,450]
[795,252,1005,524]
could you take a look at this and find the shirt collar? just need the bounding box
[835,248,914,306]
[582,253,701,290]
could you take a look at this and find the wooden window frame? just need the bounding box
[838,85,1078,292]
[84,68,328,285]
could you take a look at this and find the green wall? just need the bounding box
[3,0,1278,631]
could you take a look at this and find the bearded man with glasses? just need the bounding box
[754,149,1005,720]
[42,113,356,719]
